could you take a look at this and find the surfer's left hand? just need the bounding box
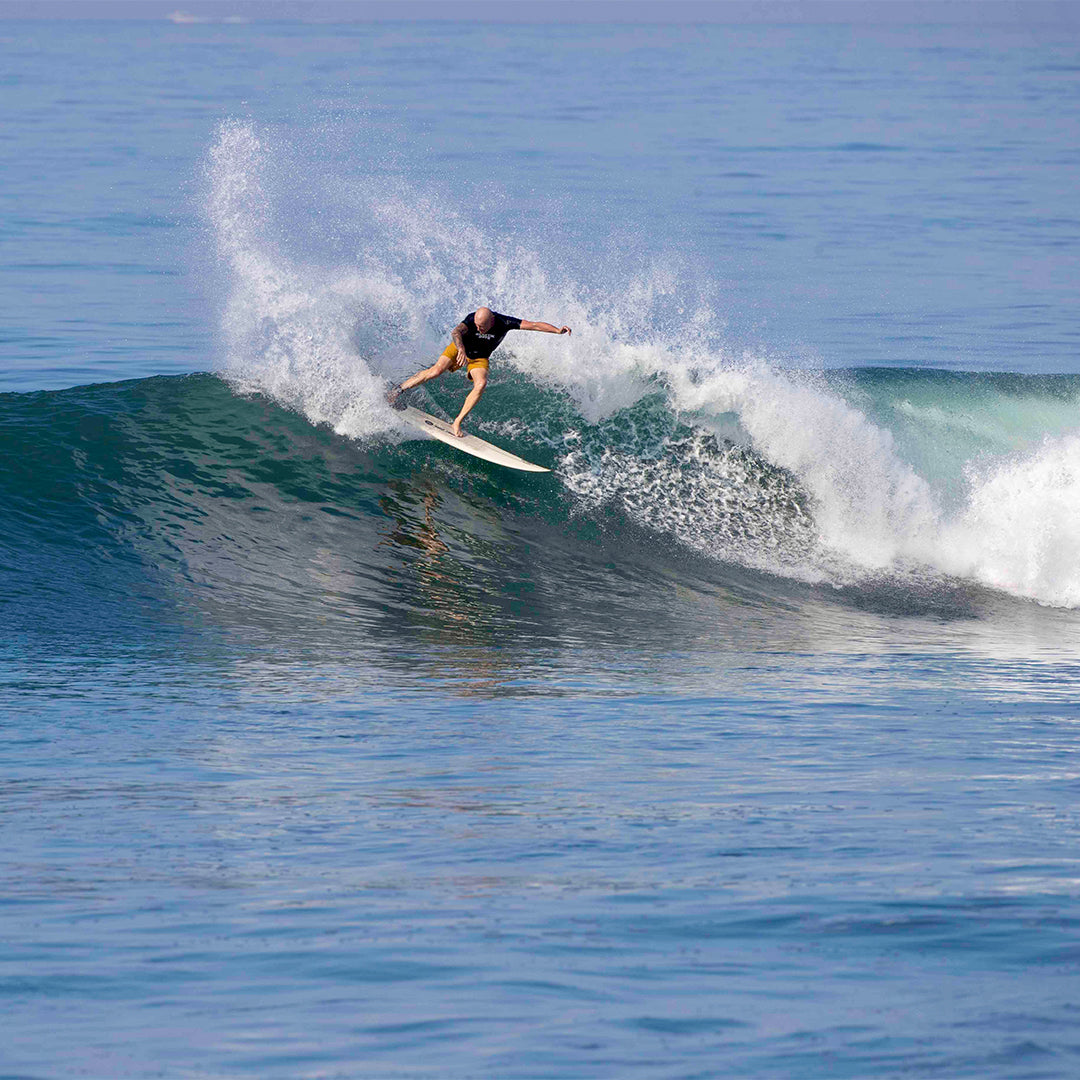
[558,326,572,335]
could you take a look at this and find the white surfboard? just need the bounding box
[398,406,550,473]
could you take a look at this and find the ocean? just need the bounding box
[3,10,1080,1079]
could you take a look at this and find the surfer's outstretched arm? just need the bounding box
[451,367,488,438]
[520,320,572,335]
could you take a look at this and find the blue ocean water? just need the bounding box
[3,12,1080,1079]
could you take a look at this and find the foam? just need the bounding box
[949,435,1080,608]
[205,121,406,442]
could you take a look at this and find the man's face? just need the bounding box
[475,311,494,333]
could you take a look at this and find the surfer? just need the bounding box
[387,307,572,437]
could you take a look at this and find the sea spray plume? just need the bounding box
[360,159,723,381]
[365,192,718,423]
[204,120,400,439]
[204,119,722,435]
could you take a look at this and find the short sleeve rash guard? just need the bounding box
[460,311,522,359]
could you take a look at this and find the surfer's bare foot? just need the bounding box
[451,421,464,438]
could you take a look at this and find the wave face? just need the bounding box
[187,121,1080,615]
[2,365,1078,669]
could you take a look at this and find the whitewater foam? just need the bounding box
[206,121,407,442]
[949,435,1080,608]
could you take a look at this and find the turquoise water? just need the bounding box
[3,14,1080,1080]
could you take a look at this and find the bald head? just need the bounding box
[474,307,494,332]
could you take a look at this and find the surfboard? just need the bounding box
[398,406,550,473]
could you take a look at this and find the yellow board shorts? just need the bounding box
[441,342,489,379]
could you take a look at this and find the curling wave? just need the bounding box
[194,119,1080,609]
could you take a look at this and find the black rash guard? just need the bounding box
[460,311,522,359]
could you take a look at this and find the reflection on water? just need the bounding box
[379,484,450,561]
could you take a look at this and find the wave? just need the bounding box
[188,119,1080,611]
[2,364,1079,637]
[3,117,1078,662]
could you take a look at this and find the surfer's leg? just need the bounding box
[451,366,487,437]
[389,345,459,404]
